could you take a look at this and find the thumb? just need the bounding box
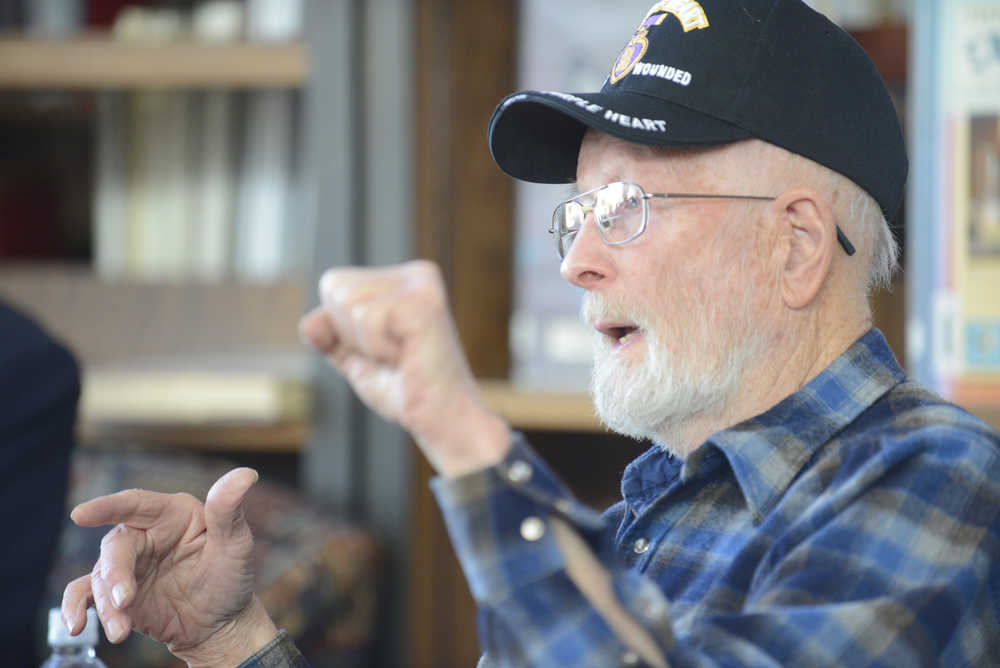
[204,468,259,542]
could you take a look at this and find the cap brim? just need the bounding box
[488,90,752,184]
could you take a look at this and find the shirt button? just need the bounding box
[622,650,640,665]
[643,598,667,621]
[554,498,572,514]
[633,537,650,555]
[506,459,532,484]
[520,516,546,542]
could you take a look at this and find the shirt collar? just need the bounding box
[620,329,906,521]
[701,328,906,522]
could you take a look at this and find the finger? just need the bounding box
[309,294,400,365]
[299,307,339,353]
[96,523,140,610]
[61,575,95,636]
[304,294,366,362]
[315,262,443,349]
[320,261,444,306]
[205,468,259,542]
[91,567,132,644]
[318,266,405,306]
[71,488,183,530]
[343,295,403,363]
[91,524,143,643]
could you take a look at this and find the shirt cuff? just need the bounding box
[236,630,308,668]
[430,433,605,604]
[431,432,604,528]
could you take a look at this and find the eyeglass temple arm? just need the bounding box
[644,194,856,256]
[835,226,856,256]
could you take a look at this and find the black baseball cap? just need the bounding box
[488,0,907,222]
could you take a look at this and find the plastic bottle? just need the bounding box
[40,608,108,668]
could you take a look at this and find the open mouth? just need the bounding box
[596,322,641,347]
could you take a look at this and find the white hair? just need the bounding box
[839,175,899,295]
[674,139,900,298]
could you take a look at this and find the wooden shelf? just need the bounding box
[79,420,307,452]
[0,264,308,366]
[479,380,602,432]
[78,367,311,452]
[76,376,601,453]
[0,35,307,88]
[81,369,310,422]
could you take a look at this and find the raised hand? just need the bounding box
[61,468,278,667]
[299,260,510,476]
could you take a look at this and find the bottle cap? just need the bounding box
[48,607,100,647]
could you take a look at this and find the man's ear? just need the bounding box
[773,188,836,310]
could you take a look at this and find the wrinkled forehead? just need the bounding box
[575,128,752,191]
[566,180,636,202]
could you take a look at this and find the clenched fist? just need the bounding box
[299,260,510,476]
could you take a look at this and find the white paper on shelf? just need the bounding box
[93,92,128,278]
[112,7,195,280]
[81,369,310,424]
[246,0,304,41]
[190,3,244,280]
[234,89,296,281]
[25,0,82,36]
[190,92,236,280]
[128,90,195,280]
[192,0,245,42]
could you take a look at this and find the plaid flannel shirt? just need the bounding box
[238,631,308,668]
[432,329,1000,667]
[244,329,1000,667]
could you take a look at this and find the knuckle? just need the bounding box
[99,523,127,549]
[409,259,442,285]
[409,258,439,275]
[403,261,443,298]
[351,302,369,323]
[357,302,387,332]
[319,269,340,298]
[66,574,89,593]
[171,491,199,506]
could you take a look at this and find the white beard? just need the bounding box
[585,286,767,453]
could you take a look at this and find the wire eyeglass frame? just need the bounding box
[549,181,856,259]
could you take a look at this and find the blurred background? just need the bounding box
[0,0,997,666]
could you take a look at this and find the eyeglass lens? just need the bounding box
[553,182,646,258]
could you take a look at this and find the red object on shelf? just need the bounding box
[851,23,909,84]
[86,0,136,29]
[0,180,65,259]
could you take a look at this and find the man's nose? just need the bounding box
[559,215,615,289]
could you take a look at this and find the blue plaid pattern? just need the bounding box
[238,631,309,668]
[433,329,1000,667]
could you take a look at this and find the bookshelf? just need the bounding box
[0,27,608,457]
[0,35,307,88]
[3,6,420,664]
[79,419,308,452]
[478,380,600,431]
[0,262,311,451]
[0,29,313,450]
[72,374,599,453]
[0,3,396,666]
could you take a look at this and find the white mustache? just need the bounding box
[580,292,649,331]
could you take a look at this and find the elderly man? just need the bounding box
[62,1,1000,666]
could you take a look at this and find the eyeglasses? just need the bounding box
[549,181,856,259]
